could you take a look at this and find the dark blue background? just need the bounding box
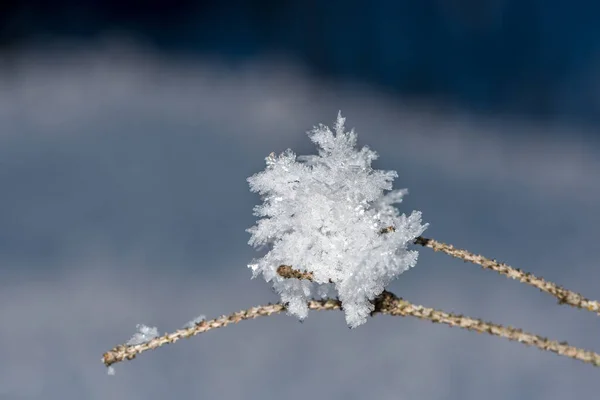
[2,0,600,124]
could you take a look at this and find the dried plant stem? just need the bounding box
[102,291,600,368]
[102,303,288,367]
[414,236,600,316]
[285,230,600,317]
[102,233,600,369]
[373,291,600,368]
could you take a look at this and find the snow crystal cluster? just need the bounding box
[107,323,160,375]
[247,112,428,328]
[127,324,159,346]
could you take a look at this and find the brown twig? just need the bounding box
[102,289,600,368]
[278,263,600,367]
[386,226,599,317]
[102,303,289,367]
[277,264,316,281]
[102,229,600,369]
[413,235,600,316]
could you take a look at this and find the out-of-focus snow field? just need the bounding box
[1,44,599,400]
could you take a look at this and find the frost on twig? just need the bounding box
[105,323,159,375]
[182,315,207,329]
[127,324,159,346]
[101,290,600,368]
[247,112,428,328]
[101,113,600,371]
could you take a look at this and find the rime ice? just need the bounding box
[247,112,428,328]
[182,315,207,329]
[127,324,159,346]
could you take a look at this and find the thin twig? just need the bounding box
[278,265,600,367]
[413,235,600,316]
[372,291,600,367]
[102,293,600,368]
[102,303,289,367]
[102,231,600,369]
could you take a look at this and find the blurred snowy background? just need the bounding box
[1,2,600,400]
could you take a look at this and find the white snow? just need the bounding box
[247,112,428,328]
[126,324,159,346]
